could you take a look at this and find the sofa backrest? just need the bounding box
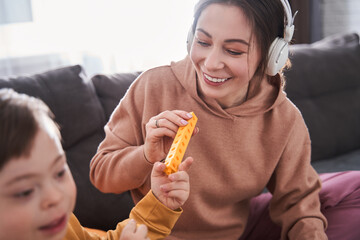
[91,71,141,121]
[0,65,105,150]
[284,32,360,161]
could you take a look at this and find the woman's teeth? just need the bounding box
[204,74,228,83]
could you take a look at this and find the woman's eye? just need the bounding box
[14,189,34,199]
[227,49,243,56]
[196,40,210,47]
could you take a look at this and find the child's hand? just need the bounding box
[119,219,150,240]
[151,157,193,210]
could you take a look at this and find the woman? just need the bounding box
[90,0,359,239]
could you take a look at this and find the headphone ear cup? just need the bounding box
[186,28,194,54]
[266,37,289,76]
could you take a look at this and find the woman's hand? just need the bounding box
[151,157,193,210]
[144,110,198,164]
[119,219,150,240]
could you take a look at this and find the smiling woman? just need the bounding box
[0,0,197,76]
[88,1,360,239]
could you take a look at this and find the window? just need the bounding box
[0,0,197,76]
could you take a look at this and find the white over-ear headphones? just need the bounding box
[187,0,296,76]
[266,0,296,76]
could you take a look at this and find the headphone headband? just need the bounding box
[281,0,296,42]
[265,0,297,76]
[281,0,293,28]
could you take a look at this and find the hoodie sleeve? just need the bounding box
[267,115,328,240]
[89,58,192,195]
[89,72,153,194]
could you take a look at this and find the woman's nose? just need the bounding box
[204,47,224,70]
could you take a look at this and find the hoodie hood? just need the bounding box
[171,56,287,118]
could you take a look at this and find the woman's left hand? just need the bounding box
[144,110,198,164]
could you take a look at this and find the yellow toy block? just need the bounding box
[164,112,198,175]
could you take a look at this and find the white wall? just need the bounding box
[323,0,360,37]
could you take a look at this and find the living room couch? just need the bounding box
[0,32,359,231]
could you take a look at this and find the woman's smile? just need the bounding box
[203,72,231,85]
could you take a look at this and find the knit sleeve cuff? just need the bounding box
[130,190,183,238]
[288,217,327,240]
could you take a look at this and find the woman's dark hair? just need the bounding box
[191,0,286,81]
[0,89,60,170]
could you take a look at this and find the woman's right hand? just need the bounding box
[144,110,198,164]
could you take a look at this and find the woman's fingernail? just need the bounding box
[186,113,193,118]
[181,119,188,125]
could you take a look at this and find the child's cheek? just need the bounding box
[67,174,77,213]
[0,206,36,239]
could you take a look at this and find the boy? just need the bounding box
[0,88,193,240]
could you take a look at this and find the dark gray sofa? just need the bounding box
[284,32,360,173]
[0,32,359,231]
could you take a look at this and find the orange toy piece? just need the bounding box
[164,112,198,175]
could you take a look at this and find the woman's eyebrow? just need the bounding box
[224,39,249,46]
[196,28,249,46]
[196,28,212,38]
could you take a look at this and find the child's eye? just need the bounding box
[14,189,34,199]
[56,169,66,179]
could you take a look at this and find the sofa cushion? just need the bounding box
[67,131,134,230]
[312,149,360,173]
[284,32,360,161]
[91,72,141,120]
[0,65,106,150]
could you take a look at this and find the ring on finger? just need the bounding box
[155,119,160,128]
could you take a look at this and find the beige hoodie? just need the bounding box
[90,56,327,240]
